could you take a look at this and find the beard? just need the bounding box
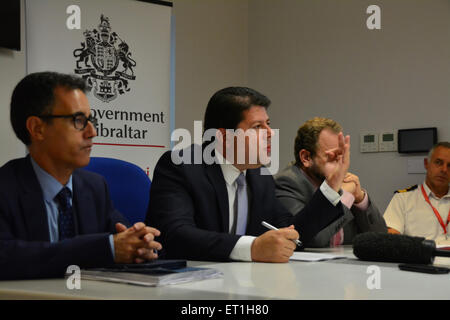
[308,160,326,183]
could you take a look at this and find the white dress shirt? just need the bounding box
[215,150,342,261]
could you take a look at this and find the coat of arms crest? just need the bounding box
[73,15,136,103]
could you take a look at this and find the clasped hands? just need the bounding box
[342,172,365,203]
[113,222,162,264]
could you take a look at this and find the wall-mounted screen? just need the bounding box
[398,127,437,153]
[0,0,20,51]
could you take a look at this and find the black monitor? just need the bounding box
[398,127,437,153]
[0,0,21,51]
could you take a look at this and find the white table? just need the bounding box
[1,246,449,300]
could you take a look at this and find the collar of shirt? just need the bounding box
[30,156,73,203]
[215,149,247,186]
[423,181,450,200]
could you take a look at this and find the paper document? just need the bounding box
[290,252,347,262]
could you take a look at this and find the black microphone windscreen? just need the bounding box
[353,232,435,264]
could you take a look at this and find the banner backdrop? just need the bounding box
[26,0,172,177]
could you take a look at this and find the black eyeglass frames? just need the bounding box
[39,112,98,131]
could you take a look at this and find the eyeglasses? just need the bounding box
[39,112,98,131]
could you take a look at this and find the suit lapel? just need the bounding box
[204,163,229,232]
[245,168,263,233]
[19,156,50,241]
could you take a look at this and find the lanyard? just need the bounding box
[421,184,450,235]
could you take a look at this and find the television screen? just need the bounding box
[398,127,437,153]
[0,0,20,51]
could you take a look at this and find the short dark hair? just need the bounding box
[203,87,271,132]
[10,71,87,145]
[294,117,342,167]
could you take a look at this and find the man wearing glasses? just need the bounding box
[0,71,161,279]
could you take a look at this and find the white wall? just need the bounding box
[1,0,448,212]
[247,0,450,211]
[172,0,249,135]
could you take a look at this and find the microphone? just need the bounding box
[353,232,450,264]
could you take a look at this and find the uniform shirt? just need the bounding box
[383,182,450,244]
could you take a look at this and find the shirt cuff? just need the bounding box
[320,181,342,206]
[109,234,115,261]
[229,236,256,261]
[353,190,369,211]
[341,190,355,209]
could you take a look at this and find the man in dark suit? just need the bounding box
[275,117,386,248]
[146,87,349,262]
[0,72,161,280]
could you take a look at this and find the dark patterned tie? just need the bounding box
[55,187,75,240]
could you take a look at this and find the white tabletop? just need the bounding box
[1,247,449,300]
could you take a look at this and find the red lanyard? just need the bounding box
[421,184,450,235]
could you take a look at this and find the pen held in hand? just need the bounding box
[261,221,302,246]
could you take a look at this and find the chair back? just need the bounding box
[84,157,151,224]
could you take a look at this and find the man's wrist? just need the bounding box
[326,179,341,193]
[353,189,370,211]
[354,190,366,204]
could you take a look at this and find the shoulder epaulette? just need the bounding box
[394,184,418,194]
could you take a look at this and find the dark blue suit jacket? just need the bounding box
[146,145,344,261]
[0,156,129,280]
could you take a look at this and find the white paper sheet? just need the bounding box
[290,252,347,262]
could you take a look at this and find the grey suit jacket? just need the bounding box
[274,164,387,247]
